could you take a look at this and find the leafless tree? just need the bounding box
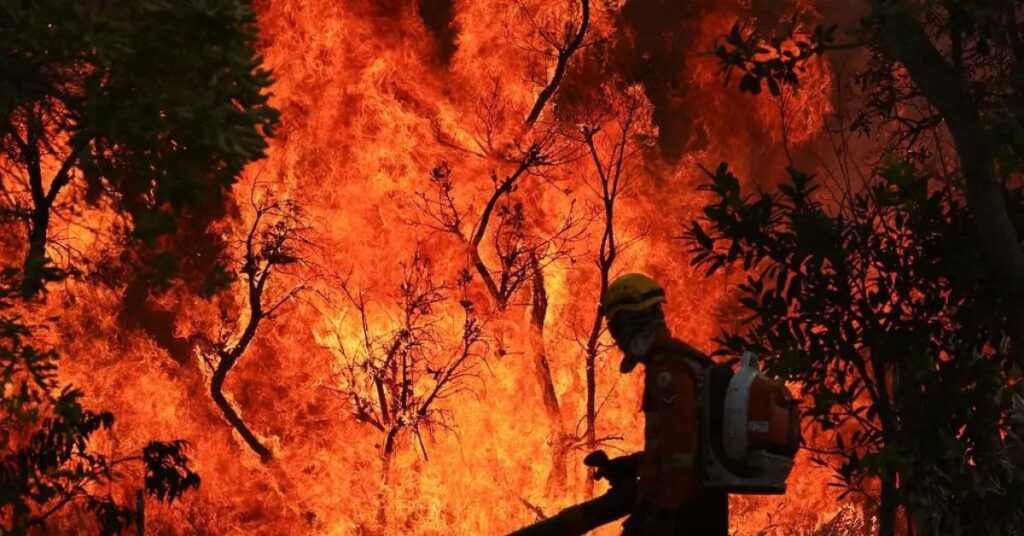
[511,0,591,124]
[424,12,594,487]
[416,152,583,309]
[322,249,486,483]
[414,149,586,490]
[198,187,313,461]
[567,85,651,495]
[0,100,89,297]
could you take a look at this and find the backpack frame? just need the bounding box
[681,350,799,495]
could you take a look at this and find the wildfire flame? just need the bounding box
[47,0,860,533]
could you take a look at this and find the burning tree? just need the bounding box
[415,135,585,489]
[197,186,313,461]
[322,249,486,481]
[563,82,654,492]
[419,0,600,494]
[416,135,581,311]
[510,0,591,124]
[0,0,278,297]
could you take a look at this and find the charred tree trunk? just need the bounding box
[583,309,601,497]
[208,291,272,461]
[382,427,400,483]
[873,0,1024,372]
[524,0,589,125]
[583,260,612,498]
[378,426,400,529]
[579,120,624,498]
[204,197,307,463]
[869,2,1024,477]
[584,187,617,498]
[21,121,51,299]
[23,203,50,298]
[210,350,271,461]
[530,257,568,492]
[17,109,83,298]
[878,470,897,536]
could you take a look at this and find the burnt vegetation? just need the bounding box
[323,251,485,477]
[416,52,660,502]
[568,85,653,493]
[512,0,591,125]
[415,152,585,489]
[421,58,598,496]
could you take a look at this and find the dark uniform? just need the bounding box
[623,328,728,536]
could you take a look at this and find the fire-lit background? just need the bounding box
[37,0,872,533]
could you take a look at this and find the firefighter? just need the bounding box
[600,273,728,536]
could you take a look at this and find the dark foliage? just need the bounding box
[0,271,199,533]
[685,162,1024,534]
[705,2,1024,533]
[714,16,836,97]
[143,441,200,504]
[0,0,279,295]
[200,190,313,461]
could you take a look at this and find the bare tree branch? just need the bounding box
[521,0,591,124]
[322,248,486,487]
[201,186,314,461]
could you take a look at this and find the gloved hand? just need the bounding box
[583,450,641,489]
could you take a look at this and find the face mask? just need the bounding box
[627,328,656,360]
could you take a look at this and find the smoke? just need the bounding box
[418,0,459,64]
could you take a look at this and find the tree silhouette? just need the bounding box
[321,250,485,528]
[0,0,278,296]
[417,120,584,490]
[198,187,313,461]
[685,161,1024,535]
[563,83,652,495]
[0,270,199,533]
[707,4,1024,532]
[324,250,485,478]
[511,0,591,124]
[714,0,1024,371]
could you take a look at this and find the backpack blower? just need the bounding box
[687,350,801,494]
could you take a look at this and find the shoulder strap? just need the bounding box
[655,340,713,410]
[661,339,714,368]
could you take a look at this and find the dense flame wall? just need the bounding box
[52,0,856,534]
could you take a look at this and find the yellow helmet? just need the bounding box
[601,273,666,321]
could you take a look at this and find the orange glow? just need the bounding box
[42,1,864,534]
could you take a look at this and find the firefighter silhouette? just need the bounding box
[599,273,728,536]
[510,273,798,536]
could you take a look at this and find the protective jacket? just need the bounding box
[629,328,728,535]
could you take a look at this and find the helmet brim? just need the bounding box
[604,296,666,322]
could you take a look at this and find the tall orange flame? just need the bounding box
[48,0,861,533]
